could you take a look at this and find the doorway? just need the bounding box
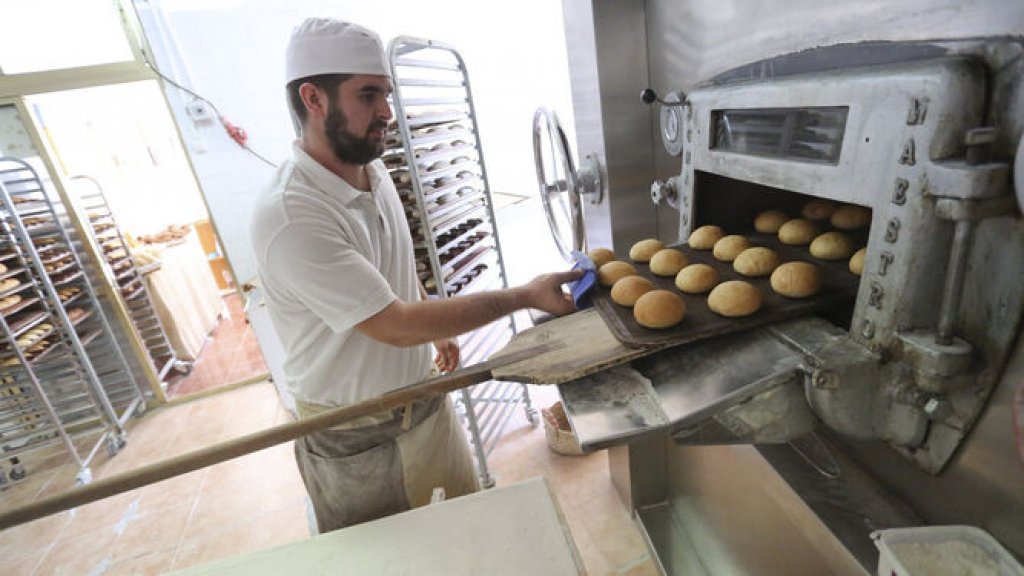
[27,80,268,401]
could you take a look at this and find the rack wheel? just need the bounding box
[134,400,147,417]
[105,431,127,456]
[173,360,193,375]
[525,406,538,426]
[75,468,93,486]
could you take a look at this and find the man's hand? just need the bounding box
[519,269,584,317]
[433,337,460,373]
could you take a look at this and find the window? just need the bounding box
[0,0,135,75]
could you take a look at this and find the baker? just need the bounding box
[249,17,581,533]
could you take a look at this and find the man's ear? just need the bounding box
[298,82,329,122]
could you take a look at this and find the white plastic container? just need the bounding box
[871,525,1024,576]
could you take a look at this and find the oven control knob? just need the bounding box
[651,177,679,209]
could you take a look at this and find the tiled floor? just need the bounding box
[0,380,656,575]
[0,196,658,575]
[165,293,268,399]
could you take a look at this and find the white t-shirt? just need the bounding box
[250,142,431,407]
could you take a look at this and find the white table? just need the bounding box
[140,231,223,360]
[169,477,585,576]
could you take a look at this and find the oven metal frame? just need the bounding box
[557,0,1024,570]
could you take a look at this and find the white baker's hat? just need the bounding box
[285,18,390,83]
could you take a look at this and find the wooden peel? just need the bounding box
[491,308,664,385]
[0,341,560,530]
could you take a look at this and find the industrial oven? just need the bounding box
[535,1,1024,573]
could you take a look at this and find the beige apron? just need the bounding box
[293,393,480,533]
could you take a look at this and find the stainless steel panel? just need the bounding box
[562,0,663,253]
[659,441,875,575]
[558,322,810,451]
[839,329,1024,559]
[643,0,1024,92]
[635,327,802,427]
[558,365,668,452]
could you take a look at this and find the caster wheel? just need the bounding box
[134,401,147,417]
[75,468,93,486]
[525,406,539,426]
[105,432,127,456]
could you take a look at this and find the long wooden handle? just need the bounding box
[0,341,559,530]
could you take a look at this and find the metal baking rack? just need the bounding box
[0,157,144,485]
[388,37,536,488]
[67,176,184,383]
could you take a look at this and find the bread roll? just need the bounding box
[675,264,719,294]
[611,275,654,306]
[708,281,762,317]
[830,205,872,230]
[587,248,616,268]
[598,261,637,287]
[712,235,750,262]
[849,247,867,276]
[649,249,688,277]
[810,231,856,261]
[633,290,686,329]
[688,225,724,250]
[801,199,838,220]
[630,238,665,262]
[771,261,822,298]
[733,247,781,277]
[778,219,819,245]
[754,210,789,234]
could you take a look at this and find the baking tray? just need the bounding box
[592,233,861,347]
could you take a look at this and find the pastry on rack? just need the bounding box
[708,280,762,317]
[0,278,19,292]
[629,238,664,263]
[770,261,822,298]
[754,210,790,234]
[688,225,724,250]
[810,231,856,261]
[849,247,867,276]
[634,290,686,329]
[778,219,819,246]
[712,235,750,262]
[598,261,637,287]
[733,247,781,277]
[800,199,838,221]
[0,294,22,310]
[830,205,872,230]
[675,263,719,294]
[611,275,654,307]
[587,248,616,268]
[649,249,688,277]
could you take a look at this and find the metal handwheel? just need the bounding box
[532,108,604,261]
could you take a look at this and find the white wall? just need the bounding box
[135,0,576,285]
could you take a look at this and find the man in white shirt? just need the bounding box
[251,18,581,532]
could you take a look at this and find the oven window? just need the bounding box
[711,107,848,164]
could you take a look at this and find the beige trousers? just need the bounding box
[293,394,480,533]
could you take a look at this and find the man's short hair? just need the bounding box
[286,73,352,127]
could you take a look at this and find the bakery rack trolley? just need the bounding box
[67,175,185,384]
[387,37,535,488]
[0,157,144,484]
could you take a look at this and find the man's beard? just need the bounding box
[324,105,387,165]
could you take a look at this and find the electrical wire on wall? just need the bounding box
[139,48,278,169]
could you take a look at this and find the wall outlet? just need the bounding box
[186,97,216,126]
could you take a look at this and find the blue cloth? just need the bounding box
[568,250,597,310]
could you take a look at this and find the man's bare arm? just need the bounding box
[357,270,581,347]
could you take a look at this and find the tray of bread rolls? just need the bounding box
[591,200,869,348]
